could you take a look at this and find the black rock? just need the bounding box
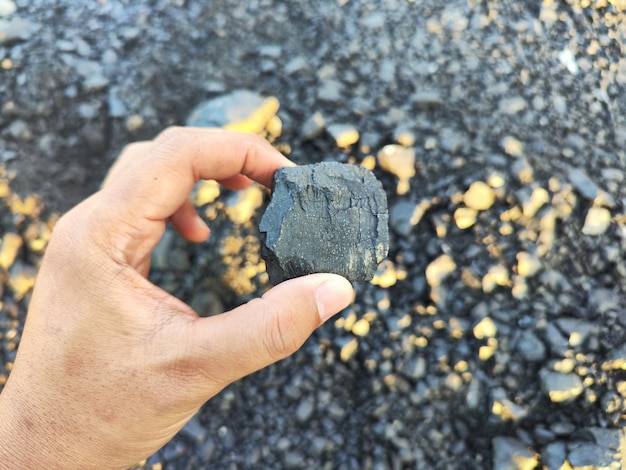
[259,162,389,284]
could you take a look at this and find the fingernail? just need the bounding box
[315,276,354,323]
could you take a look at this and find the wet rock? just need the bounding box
[259,162,389,284]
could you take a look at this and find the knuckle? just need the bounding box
[154,126,189,150]
[263,306,302,360]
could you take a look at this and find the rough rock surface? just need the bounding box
[260,162,389,284]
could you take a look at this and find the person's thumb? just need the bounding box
[192,273,354,387]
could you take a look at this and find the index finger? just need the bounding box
[103,127,293,222]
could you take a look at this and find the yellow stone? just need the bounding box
[194,180,221,207]
[0,179,9,198]
[9,270,36,301]
[0,233,22,270]
[516,252,542,278]
[454,207,477,229]
[340,338,359,362]
[487,172,505,188]
[370,260,399,288]
[425,254,456,287]
[482,265,509,293]
[501,135,524,157]
[479,339,497,361]
[352,318,370,337]
[344,311,357,331]
[554,358,576,373]
[522,187,550,217]
[377,145,416,195]
[360,155,376,170]
[332,127,360,148]
[463,181,495,211]
[582,207,611,235]
[224,185,264,225]
[265,115,283,138]
[473,317,497,339]
[224,96,280,134]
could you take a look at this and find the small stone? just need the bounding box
[0,0,16,17]
[399,356,426,380]
[295,397,315,423]
[568,168,598,200]
[370,260,403,288]
[482,265,509,293]
[567,431,623,470]
[463,181,495,210]
[516,252,542,278]
[499,96,527,115]
[351,318,370,337]
[539,369,583,403]
[582,207,611,236]
[412,90,443,109]
[0,17,38,45]
[522,187,550,217]
[511,158,534,184]
[360,11,386,29]
[454,207,477,229]
[473,317,497,340]
[501,136,524,158]
[180,416,207,444]
[301,112,325,140]
[186,90,279,134]
[390,200,418,236]
[259,162,389,284]
[224,185,263,225]
[326,123,359,148]
[377,145,416,195]
[0,233,22,270]
[425,254,456,288]
[194,180,221,207]
[340,338,359,362]
[126,114,144,132]
[317,79,343,103]
[492,437,539,470]
[515,330,546,362]
[557,318,599,348]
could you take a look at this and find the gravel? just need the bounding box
[1,0,626,468]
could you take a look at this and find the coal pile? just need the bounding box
[1,1,626,469]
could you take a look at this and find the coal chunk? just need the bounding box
[259,162,389,284]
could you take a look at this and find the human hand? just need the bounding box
[0,127,354,469]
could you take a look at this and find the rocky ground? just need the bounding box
[1,0,626,468]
